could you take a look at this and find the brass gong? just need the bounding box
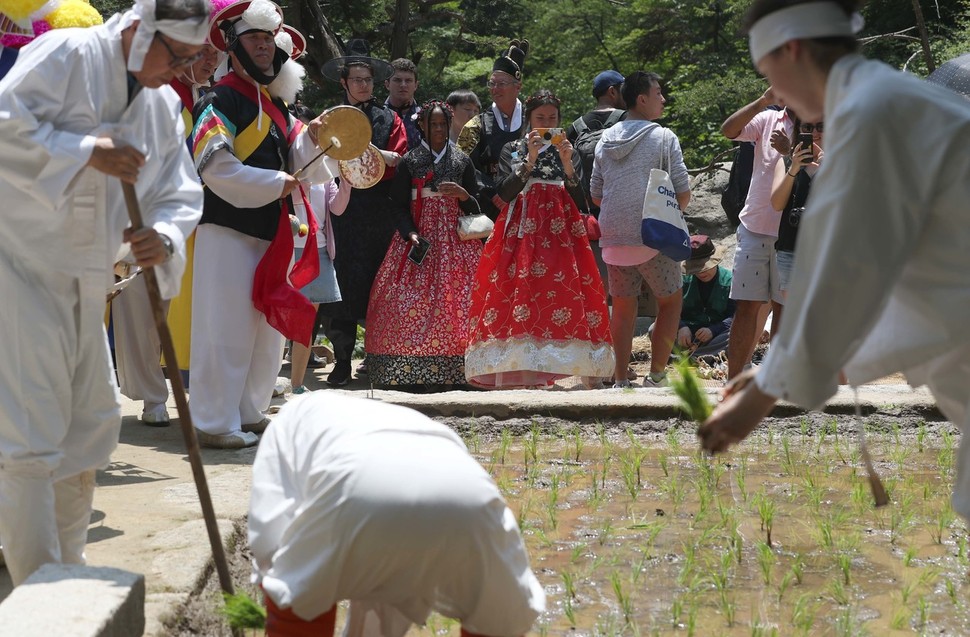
[315,105,371,160]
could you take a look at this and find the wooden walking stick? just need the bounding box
[120,182,235,596]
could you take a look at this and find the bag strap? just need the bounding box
[659,127,671,173]
[604,109,624,127]
[572,116,589,135]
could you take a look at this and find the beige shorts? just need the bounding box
[606,253,683,298]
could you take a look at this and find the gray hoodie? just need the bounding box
[590,120,690,248]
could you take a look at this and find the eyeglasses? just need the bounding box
[800,122,824,133]
[347,76,374,85]
[487,80,518,89]
[155,33,203,70]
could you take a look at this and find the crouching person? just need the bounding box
[249,393,546,637]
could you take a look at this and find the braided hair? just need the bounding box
[415,99,453,144]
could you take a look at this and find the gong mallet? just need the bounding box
[120,182,235,596]
[292,136,340,180]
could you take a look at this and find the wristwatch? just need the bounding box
[159,234,175,261]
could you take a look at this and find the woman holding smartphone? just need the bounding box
[465,89,614,388]
[364,100,483,389]
[769,118,823,295]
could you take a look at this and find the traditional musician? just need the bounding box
[189,0,330,449]
[0,0,207,585]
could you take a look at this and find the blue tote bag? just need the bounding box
[640,128,691,261]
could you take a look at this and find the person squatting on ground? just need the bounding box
[464,89,614,388]
[190,0,331,449]
[458,39,528,220]
[698,1,970,523]
[720,86,794,379]
[0,0,208,585]
[590,70,691,389]
[676,235,735,361]
[249,393,546,637]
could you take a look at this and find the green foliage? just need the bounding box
[670,356,712,423]
[221,592,266,630]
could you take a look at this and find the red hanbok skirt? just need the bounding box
[465,182,614,388]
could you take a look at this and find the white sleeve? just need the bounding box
[201,147,287,208]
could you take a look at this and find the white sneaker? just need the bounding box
[195,429,259,449]
[272,377,291,398]
[612,380,633,389]
[141,403,170,426]
[643,374,669,388]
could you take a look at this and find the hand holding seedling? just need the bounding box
[697,367,777,453]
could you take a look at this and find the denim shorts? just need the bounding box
[775,249,795,292]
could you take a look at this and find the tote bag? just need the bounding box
[640,128,691,261]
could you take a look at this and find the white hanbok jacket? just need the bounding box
[757,55,970,515]
[0,13,202,478]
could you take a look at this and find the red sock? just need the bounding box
[264,594,336,637]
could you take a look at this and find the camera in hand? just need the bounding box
[408,236,431,265]
[534,127,565,146]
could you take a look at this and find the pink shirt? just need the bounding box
[733,109,793,237]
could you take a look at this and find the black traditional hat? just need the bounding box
[321,38,393,83]
[491,39,529,81]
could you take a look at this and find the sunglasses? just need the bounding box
[155,33,203,70]
[800,122,824,133]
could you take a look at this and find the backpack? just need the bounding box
[720,141,755,228]
[571,109,624,214]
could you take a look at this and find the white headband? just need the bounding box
[127,0,209,72]
[748,2,864,65]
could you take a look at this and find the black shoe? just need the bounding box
[327,361,352,387]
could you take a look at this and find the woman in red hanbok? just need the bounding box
[465,90,614,388]
[366,101,483,387]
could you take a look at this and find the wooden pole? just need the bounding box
[120,182,235,596]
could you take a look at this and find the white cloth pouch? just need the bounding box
[640,128,691,261]
[457,212,494,241]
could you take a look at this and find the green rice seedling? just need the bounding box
[611,570,633,623]
[799,417,810,440]
[946,578,958,605]
[671,596,683,628]
[790,594,816,635]
[523,424,539,466]
[959,536,969,566]
[572,426,584,462]
[917,566,939,590]
[659,453,669,478]
[719,594,737,627]
[679,541,697,586]
[837,553,852,584]
[890,506,916,545]
[630,520,665,549]
[664,470,687,508]
[777,569,794,601]
[570,543,586,564]
[939,430,956,476]
[901,579,917,605]
[670,356,713,423]
[933,506,957,544]
[829,577,849,605]
[917,596,930,629]
[563,596,577,628]
[902,546,917,567]
[767,427,774,446]
[756,540,773,585]
[756,493,776,546]
[916,420,928,453]
[596,420,607,448]
[780,434,795,476]
[598,518,615,546]
[561,570,577,599]
[586,471,603,511]
[734,461,748,502]
[791,553,805,585]
[731,526,744,565]
[600,454,611,489]
[850,480,868,511]
[803,473,822,514]
[685,602,699,636]
[890,604,911,629]
[498,428,512,465]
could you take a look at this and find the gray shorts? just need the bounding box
[606,253,683,298]
[730,224,783,303]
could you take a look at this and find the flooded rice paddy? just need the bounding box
[420,415,970,636]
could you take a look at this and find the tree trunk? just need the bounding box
[388,0,410,61]
[285,2,345,89]
[910,0,936,73]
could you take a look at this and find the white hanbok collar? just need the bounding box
[491,99,522,132]
[420,140,448,164]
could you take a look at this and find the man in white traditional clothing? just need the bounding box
[0,0,208,585]
[189,0,331,449]
[698,1,970,520]
[250,393,546,637]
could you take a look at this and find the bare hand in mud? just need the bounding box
[697,368,777,454]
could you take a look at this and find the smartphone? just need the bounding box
[408,236,431,265]
[797,132,815,161]
[534,127,565,146]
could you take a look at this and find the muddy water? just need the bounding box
[415,418,970,636]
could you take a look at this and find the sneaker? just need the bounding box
[643,373,669,388]
[292,385,310,395]
[141,403,170,427]
[612,380,633,389]
[327,361,352,387]
[195,429,259,449]
[272,377,290,398]
[242,417,271,434]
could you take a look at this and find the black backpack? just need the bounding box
[720,141,754,228]
[571,109,624,215]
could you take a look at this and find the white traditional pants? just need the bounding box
[112,275,170,410]
[190,224,284,435]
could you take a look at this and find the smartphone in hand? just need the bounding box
[408,236,431,265]
[797,132,815,161]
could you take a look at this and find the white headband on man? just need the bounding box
[127,0,209,72]
[748,2,864,65]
